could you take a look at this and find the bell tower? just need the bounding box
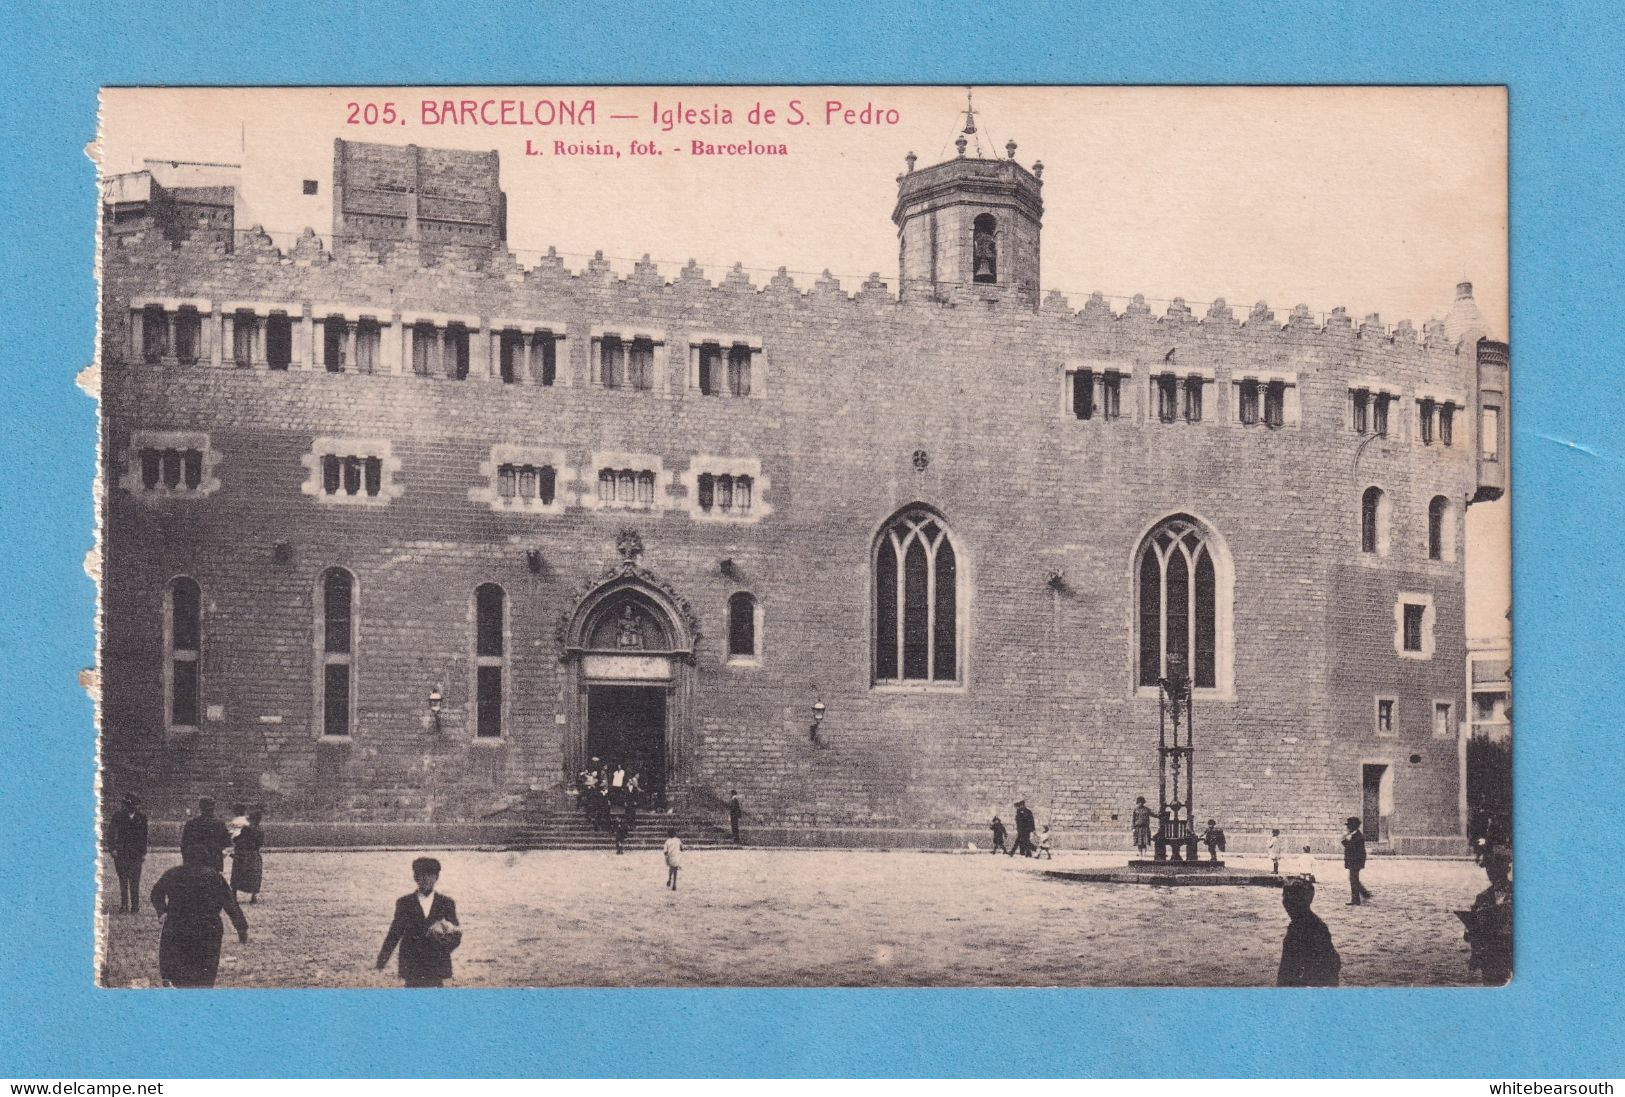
[893,92,1045,307]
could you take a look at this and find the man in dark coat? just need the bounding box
[180,797,232,873]
[1463,846,1512,985]
[728,790,743,844]
[149,843,249,987]
[1342,816,1374,905]
[1276,877,1341,986]
[1012,800,1037,857]
[109,793,149,914]
[376,857,461,988]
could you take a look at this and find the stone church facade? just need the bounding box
[97,136,1508,848]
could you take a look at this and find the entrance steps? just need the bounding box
[502,788,737,852]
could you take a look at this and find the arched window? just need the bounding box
[474,583,505,738]
[727,592,757,660]
[1361,487,1389,555]
[319,567,355,737]
[165,577,201,730]
[972,213,998,284]
[874,508,961,684]
[1427,495,1452,561]
[1137,516,1225,690]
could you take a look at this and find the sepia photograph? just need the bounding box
[91,84,1511,989]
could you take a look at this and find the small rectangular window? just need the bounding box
[322,454,341,494]
[233,312,255,368]
[517,466,536,501]
[182,449,203,489]
[174,309,199,364]
[363,457,382,497]
[266,313,293,370]
[171,659,200,727]
[355,320,380,373]
[1264,381,1285,428]
[497,465,516,498]
[629,338,655,391]
[536,333,557,386]
[342,457,362,496]
[1480,407,1500,460]
[1376,698,1394,735]
[728,345,752,396]
[1071,369,1094,420]
[1238,380,1259,426]
[698,473,714,510]
[637,471,655,506]
[1183,376,1203,423]
[717,475,734,511]
[1433,701,1455,738]
[1101,371,1122,419]
[412,324,434,376]
[1156,374,1178,423]
[323,318,346,372]
[538,466,556,505]
[140,449,161,489]
[1418,398,1435,445]
[446,324,471,380]
[499,331,522,383]
[162,450,182,489]
[1402,604,1425,652]
[598,470,615,503]
[142,307,167,363]
[1351,389,1369,434]
[1373,393,1391,437]
[1440,403,1455,447]
[698,344,722,395]
[736,475,752,514]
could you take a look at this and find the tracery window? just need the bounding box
[874,508,960,685]
[319,568,355,738]
[1136,515,1221,690]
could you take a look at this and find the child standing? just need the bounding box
[1202,819,1227,862]
[1036,825,1054,860]
[1267,828,1283,875]
[989,815,1008,855]
[663,828,683,890]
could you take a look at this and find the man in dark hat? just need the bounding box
[1463,846,1512,985]
[1012,799,1037,858]
[180,797,232,874]
[109,793,149,914]
[1342,816,1373,905]
[377,856,461,988]
[1276,877,1341,986]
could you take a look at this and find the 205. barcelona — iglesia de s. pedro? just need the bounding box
[97,131,1508,851]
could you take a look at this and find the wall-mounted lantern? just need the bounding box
[525,549,544,575]
[428,688,443,734]
[810,698,827,745]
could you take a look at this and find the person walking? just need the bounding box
[613,815,629,855]
[1275,877,1341,986]
[989,815,1008,855]
[728,790,743,845]
[230,809,265,904]
[1012,800,1036,857]
[376,857,461,988]
[1462,846,1512,985]
[663,828,683,890]
[149,843,249,987]
[180,797,232,874]
[1130,796,1154,859]
[1036,825,1054,860]
[109,793,149,914]
[1202,819,1226,863]
[1267,828,1283,875]
[1342,816,1374,905]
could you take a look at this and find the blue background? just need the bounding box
[2,0,1621,1078]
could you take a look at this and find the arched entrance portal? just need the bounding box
[558,564,698,796]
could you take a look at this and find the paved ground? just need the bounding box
[98,849,1494,988]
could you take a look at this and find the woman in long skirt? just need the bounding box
[150,844,249,987]
[230,810,265,903]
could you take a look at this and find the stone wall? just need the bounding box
[97,215,1487,841]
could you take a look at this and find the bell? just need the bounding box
[975,256,994,278]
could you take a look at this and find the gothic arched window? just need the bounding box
[1361,486,1389,555]
[1427,495,1453,561]
[874,508,961,684]
[1136,516,1224,690]
[972,213,998,284]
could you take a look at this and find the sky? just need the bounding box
[95,85,1511,641]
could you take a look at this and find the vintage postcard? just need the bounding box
[91,85,1510,988]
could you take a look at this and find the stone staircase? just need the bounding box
[501,785,738,851]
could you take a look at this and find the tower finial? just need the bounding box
[962,87,977,136]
